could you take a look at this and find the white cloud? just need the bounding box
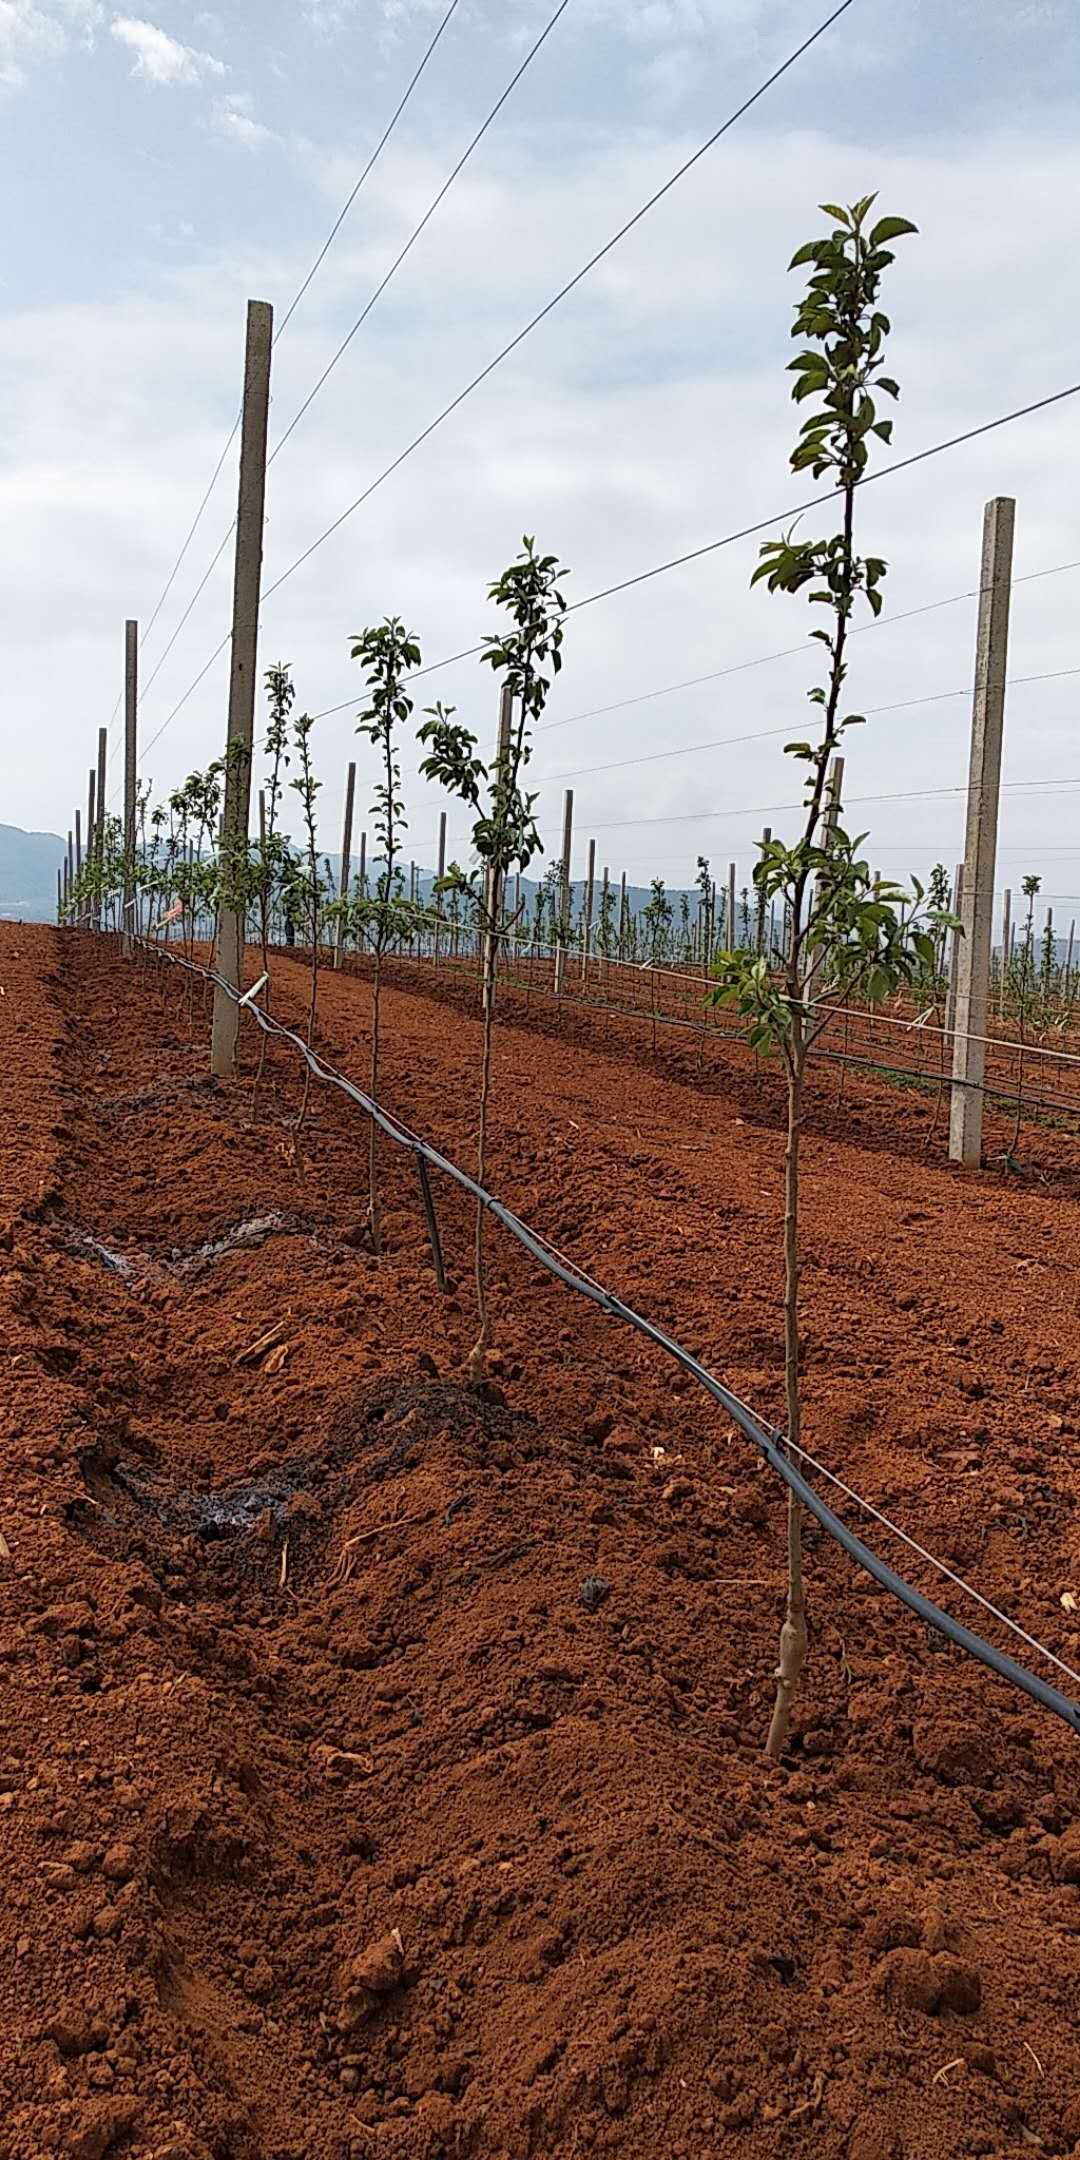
[213,88,275,146]
[5,113,1080,920]
[110,14,225,84]
[0,0,101,88]
[0,0,66,87]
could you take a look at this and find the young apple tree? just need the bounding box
[710,197,950,1759]
[419,537,568,1375]
[349,617,422,1253]
[282,703,328,1135]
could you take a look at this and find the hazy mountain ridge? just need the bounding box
[0,822,66,920]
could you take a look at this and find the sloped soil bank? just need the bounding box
[2,926,1080,2160]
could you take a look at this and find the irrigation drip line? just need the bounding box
[789,1435,1080,1695]
[128,929,1080,1739]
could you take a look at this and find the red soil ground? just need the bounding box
[3,921,1080,2160]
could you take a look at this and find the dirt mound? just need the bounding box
[2,923,1080,2159]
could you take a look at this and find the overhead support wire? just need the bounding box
[267,0,574,468]
[273,0,464,345]
[108,0,466,757]
[259,0,864,602]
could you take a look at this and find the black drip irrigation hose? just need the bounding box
[133,933,1080,1742]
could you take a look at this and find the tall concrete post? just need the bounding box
[581,837,595,981]
[67,829,74,889]
[211,298,274,1078]
[999,888,1011,1015]
[57,865,63,921]
[75,807,82,883]
[948,499,1015,1164]
[85,769,96,927]
[94,727,107,931]
[553,788,573,995]
[333,761,356,968]
[599,865,609,969]
[122,618,138,954]
[618,871,627,962]
[433,811,446,964]
[727,862,736,952]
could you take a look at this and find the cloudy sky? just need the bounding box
[3,0,1079,920]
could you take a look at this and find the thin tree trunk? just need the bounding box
[368,947,383,1254]
[297,933,318,1132]
[469,933,499,1379]
[1009,915,1033,1160]
[767,1042,809,1760]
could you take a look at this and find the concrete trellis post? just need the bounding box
[618,870,627,962]
[949,497,1015,1167]
[999,888,1011,1015]
[335,760,356,968]
[57,866,63,921]
[433,811,446,963]
[581,837,595,982]
[359,830,367,895]
[75,807,82,885]
[1066,920,1076,1004]
[122,619,138,955]
[94,727,107,931]
[211,298,274,1079]
[726,862,736,952]
[85,770,96,928]
[553,789,574,995]
[599,865,609,970]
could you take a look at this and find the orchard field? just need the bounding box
[3,919,1080,2160]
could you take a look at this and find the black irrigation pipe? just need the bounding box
[134,931,1080,1741]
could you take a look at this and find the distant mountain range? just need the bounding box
[0,823,66,921]
[5,822,1069,964]
[0,817,708,931]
